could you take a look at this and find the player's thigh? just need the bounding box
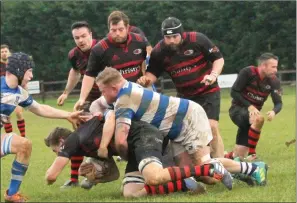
[229,105,250,128]
[1,132,30,157]
[132,122,164,164]
[235,126,250,147]
[172,102,212,159]
[14,106,23,115]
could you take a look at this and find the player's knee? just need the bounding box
[123,189,141,198]
[144,172,163,186]
[19,139,32,156]
[16,112,23,119]
[142,165,163,185]
[209,120,219,136]
[255,114,264,125]
[122,175,145,198]
[139,157,163,185]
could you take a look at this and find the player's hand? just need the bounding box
[66,110,83,129]
[137,76,151,87]
[201,74,217,86]
[248,105,260,117]
[57,93,68,106]
[97,147,109,159]
[79,112,103,122]
[266,111,276,121]
[74,99,85,111]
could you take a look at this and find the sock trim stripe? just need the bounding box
[11,174,24,181]
[184,165,191,177]
[249,127,261,134]
[158,185,165,194]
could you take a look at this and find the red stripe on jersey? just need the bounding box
[68,48,76,59]
[171,62,207,78]
[182,32,187,39]
[189,32,196,42]
[154,42,161,51]
[246,86,269,97]
[167,54,204,72]
[91,39,98,48]
[182,85,220,96]
[113,60,143,70]
[134,33,142,42]
[100,40,108,50]
[175,68,211,87]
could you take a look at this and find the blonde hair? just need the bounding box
[95,67,123,85]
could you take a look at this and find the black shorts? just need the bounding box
[125,121,164,174]
[229,105,251,147]
[184,91,221,121]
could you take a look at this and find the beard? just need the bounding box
[164,43,181,53]
[113,36,127,44]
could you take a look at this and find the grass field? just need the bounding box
[1,86,296,202]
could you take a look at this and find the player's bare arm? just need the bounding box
[89,96,111,114]
[74,75,95,111]
[115,122,130,160]
[98,111,116,158]
[267,84,283,121]
[45,156,69,185]
[201,58,224,85]
[57,68,81,106]
[28,101,82,128]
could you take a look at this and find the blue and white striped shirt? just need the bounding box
[1,76,33,124]
[115,81,189,139]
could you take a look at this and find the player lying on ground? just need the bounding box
[0,52,82,202]
[92,67,268,188]
[45,110,234,197]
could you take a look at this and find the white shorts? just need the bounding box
[171,101,213,157]
[1,132,15,157]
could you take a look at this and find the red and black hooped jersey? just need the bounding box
[128,25,150,46]
[68,39,101,102]
[231,66,282,111]
[58,117,118,159]
[86,33,148,83]
[146,32,223,97]
[0,61,7,76]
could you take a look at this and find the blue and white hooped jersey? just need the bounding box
[1,76,33,125]
[115,81,190,139]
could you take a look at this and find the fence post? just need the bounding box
[40,80,45,103]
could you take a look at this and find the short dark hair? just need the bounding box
[44,127,72,147]
[1,44,9,49]
[107,11,129,29]
[71,21,91,31]
[257,53,279,65]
